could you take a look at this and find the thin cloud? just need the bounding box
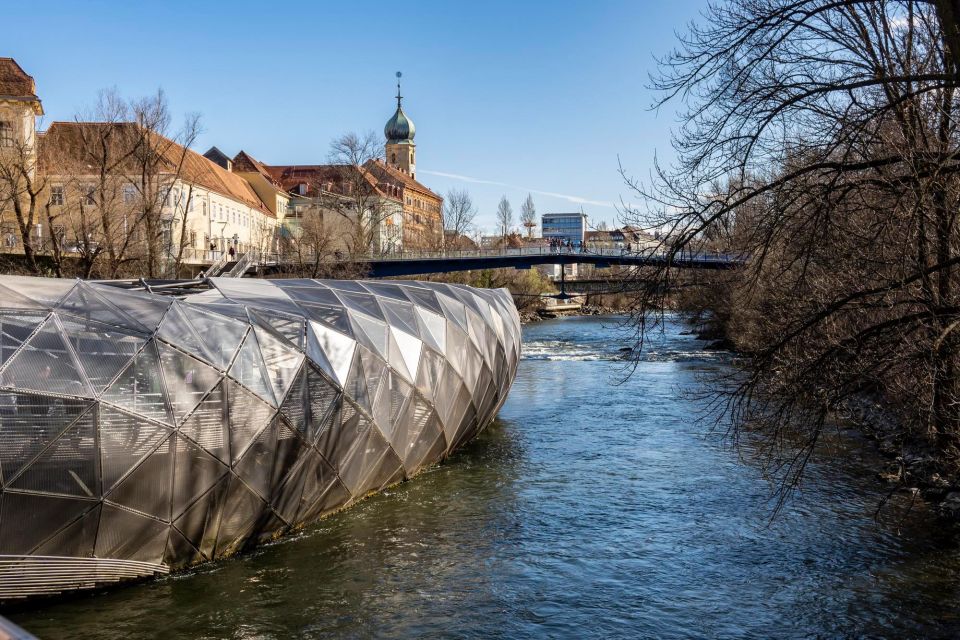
[421,169,617,209]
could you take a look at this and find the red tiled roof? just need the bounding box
[261,162,398,201]
[233,150,282,187]
[0,58,38,100]
[365,159,441,200]
[41,122,274,217]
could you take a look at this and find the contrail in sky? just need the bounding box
[420,170,617,209]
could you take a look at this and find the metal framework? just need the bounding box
[0,275,520,600]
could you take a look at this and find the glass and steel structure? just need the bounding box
[541,213,587,246]
[0,276,520,600]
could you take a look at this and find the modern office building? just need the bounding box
[541,212,588,246]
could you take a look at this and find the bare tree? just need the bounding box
[443,188,477,248]
[496,195,513,240]
[625,0,960,500]
[319,131,397,255]
[0,133,45,273]
[520,193,537,237]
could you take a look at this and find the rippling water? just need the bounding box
[11,315,960,638]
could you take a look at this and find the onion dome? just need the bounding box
[385,73,415,143]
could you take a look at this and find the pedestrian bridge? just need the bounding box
[251,248,744,278]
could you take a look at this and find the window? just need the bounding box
[123,184,136,204]
[83,185,96,206]
[49,185,64,206]
[0,121,14,148]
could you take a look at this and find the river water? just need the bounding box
[11,315,960,638]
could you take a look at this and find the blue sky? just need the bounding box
[7,0,703,233]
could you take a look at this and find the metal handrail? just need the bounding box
[200,250,231,277]
[224,250,260,278]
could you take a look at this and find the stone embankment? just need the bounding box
[519,304,619,324]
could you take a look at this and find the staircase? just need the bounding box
[221,250,259,278]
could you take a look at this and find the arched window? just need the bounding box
[391,153,396,164]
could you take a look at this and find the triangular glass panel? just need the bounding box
[400,285,444,315]
[100,341,174,425]
[413,427,448,474]
[415,346,444,403]
[390,326,422,384]
[177,305,247,369]
[179,381,228,462]
[34,503,101,558]
[414,307,446,354]
[57,314,145,394]
[106,434,175,521]
[279,369,307,436]
[0,276,75,308]
[0,392,91,483]
[233,419,277,502]
[99,405,173,497]
[296,302,353,336]
[358,347,386,408]
[277,284,342,306]
[249,309,305,350]
[360,282,411,302]
[157,342,222,424]
[436,293,468,333]
[305,367,338,444]
[56,282,145,331]
[171,433,229,520]
[0,312,46,369]
[158,302,216,365]
[445,324,469,377]
[0,315,92,397]
[294,450,340,523]
[165,524,204,568]
[324,279,369,294]
[174,476,229,560]
[338,425,393,497]
[343,352,370,413]
[214,475,268,558]
[316,399,366,472]
[226,380,276,464]
[350,313,389,359]
[10,408,97,498]
[379,299,420,337]
[386,329,412,383]
[335,291,385,321]
[307,320,356,386]
[228,331,276,406]
[0,492,95,554]
[272,451,310,525]
[89,285,171,331]
[272,419,309,493]
[398,400,437,472]
[366,447,406,493]
[95,503,169,564]
[254,325,304,405]
[210,278,304,317]
[0,283,47,311]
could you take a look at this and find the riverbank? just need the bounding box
[684,309,960,523]
[519,304,619,324]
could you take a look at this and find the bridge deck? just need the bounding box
[351,249,743,277]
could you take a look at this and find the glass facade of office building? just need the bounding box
[541,213,587,245]
[0,275,520,601]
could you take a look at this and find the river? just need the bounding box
[10,315,960,638]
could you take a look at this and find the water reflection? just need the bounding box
[12,315,960,639]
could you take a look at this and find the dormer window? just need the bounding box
[0,122,14,148]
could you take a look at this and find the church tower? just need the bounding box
[384,72,416,179]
